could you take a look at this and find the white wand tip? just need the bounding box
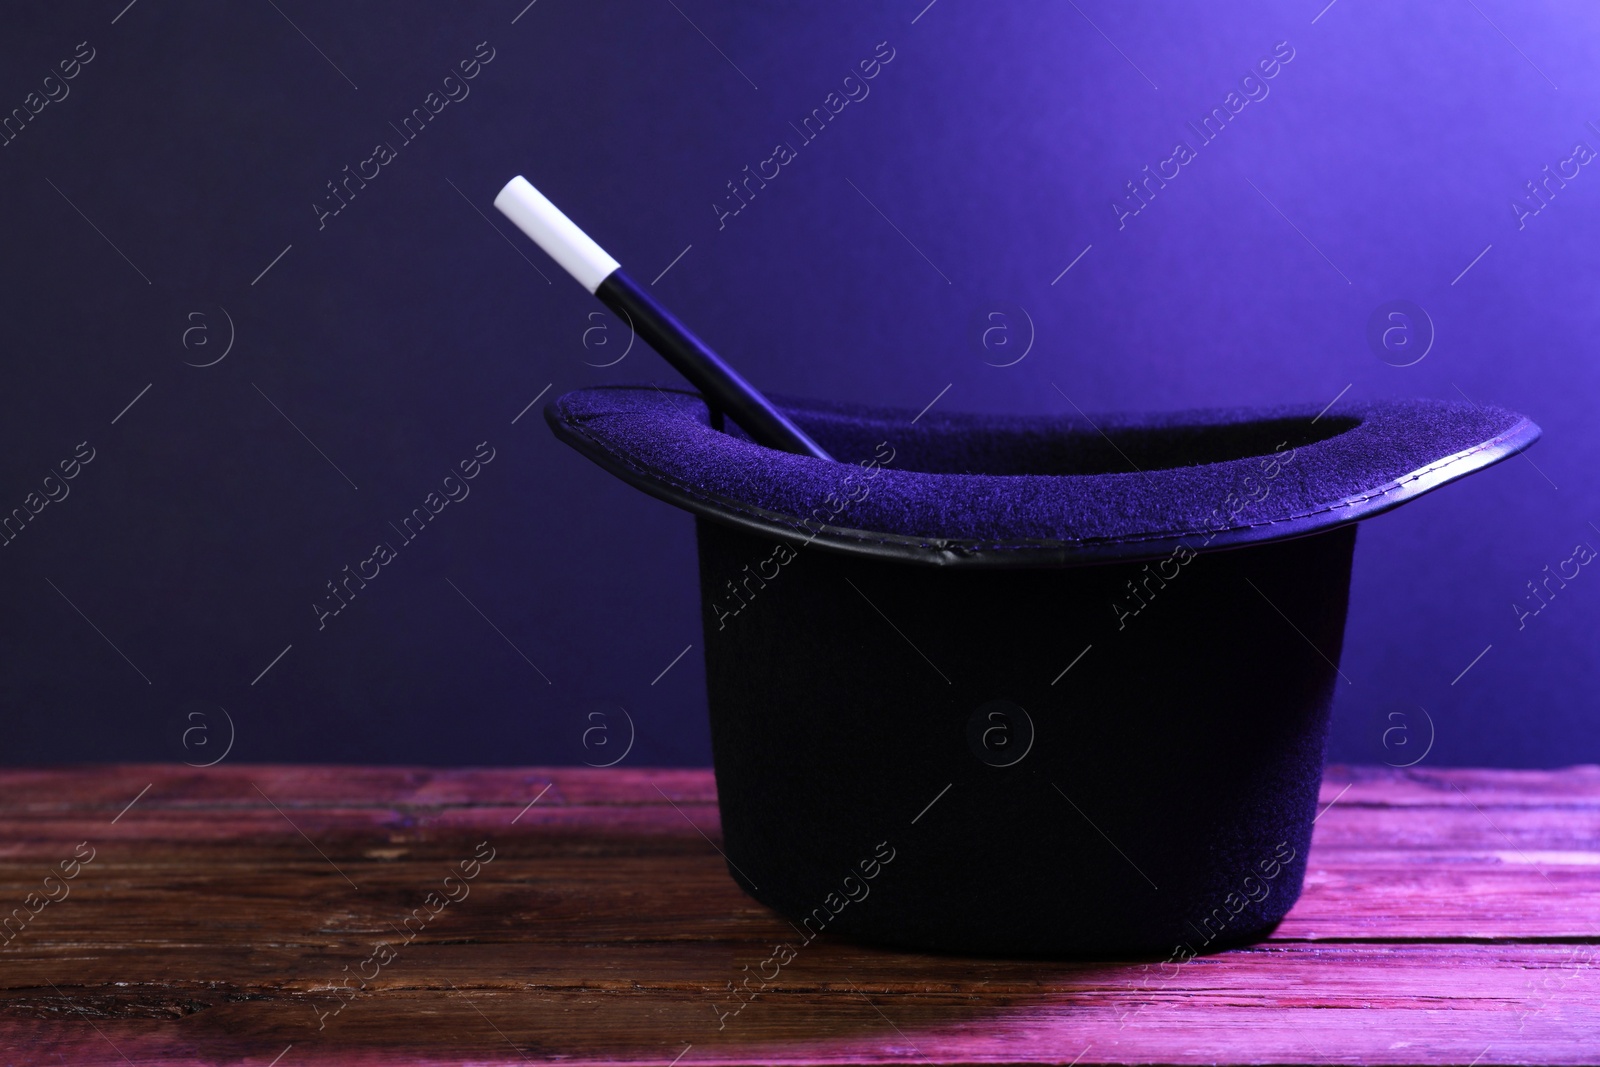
[493,175,620,294]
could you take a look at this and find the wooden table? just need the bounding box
[0,765,1595,1065]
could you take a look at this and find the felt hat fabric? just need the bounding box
[547,387,1538,955]
[547,387,1538,566]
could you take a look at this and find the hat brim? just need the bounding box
[546,387,1540,568]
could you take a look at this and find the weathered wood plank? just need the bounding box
[1319,764,1600,806]
[0,764,1594,1065]
[2,764,1594,815]
[2,945,1598,1066]
[0,765,717,811]
[1,853,1597,948]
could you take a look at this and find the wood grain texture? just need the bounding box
[0,764,1595,1066]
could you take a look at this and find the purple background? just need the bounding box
[0,0,1592,768]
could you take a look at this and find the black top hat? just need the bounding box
[548,387,1538,956]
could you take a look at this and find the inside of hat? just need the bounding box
[771,407,1362,477]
